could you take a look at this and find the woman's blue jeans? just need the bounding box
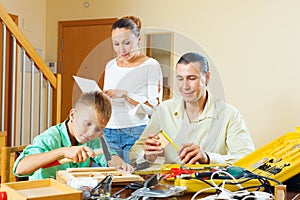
[103,125,146,164]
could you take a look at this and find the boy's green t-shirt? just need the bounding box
[13,120,116,180]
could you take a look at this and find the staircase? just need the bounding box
[0,3,61,147]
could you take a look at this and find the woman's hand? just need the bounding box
[103,89,128,99]
[143,134,164,162]
[178,143,209,164]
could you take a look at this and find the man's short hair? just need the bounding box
[177,52,209,74]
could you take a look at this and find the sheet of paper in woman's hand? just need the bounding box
[73,75,102,93]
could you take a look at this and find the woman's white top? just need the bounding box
[103,58,163,129]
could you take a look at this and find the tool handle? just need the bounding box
[58,148,104,164]
[43,148,103,168]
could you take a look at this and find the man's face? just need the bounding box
[70,106,107,144]
[176,62,210,104]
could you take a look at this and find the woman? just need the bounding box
[103,16,163,164]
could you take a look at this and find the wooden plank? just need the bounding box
[56,167,144,184]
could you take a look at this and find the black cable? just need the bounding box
[193,177,219,188]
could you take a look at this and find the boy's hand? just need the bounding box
[115,163,134,173]
[63,146,94,163]
[108,155,134,173]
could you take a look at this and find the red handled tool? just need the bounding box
[43,148,103,168]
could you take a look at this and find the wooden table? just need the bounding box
[110,183,300,200]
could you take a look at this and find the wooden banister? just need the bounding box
[0,3,62,138]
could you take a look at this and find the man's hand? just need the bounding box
[143,134,164,162]
[178,143,209,164]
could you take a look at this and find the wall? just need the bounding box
[45,0,300,148]
[0,0,46,56]
[2,0,300,148]
[0,0,47,144]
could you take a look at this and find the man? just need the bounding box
[129,52,255,165]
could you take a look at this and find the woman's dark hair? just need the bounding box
[112,16,142,37]
[177,52,209,74]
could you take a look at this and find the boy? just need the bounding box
[14,91,133,180]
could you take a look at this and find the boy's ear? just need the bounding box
[69,108,76,122]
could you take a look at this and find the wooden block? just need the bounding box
[156,132,170,148]
[275,185,287,200]
[56,167,144,185]
[0,178,82,200]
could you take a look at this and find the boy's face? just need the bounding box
[69,105,107,144]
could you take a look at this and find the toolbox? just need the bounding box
[159,128,300,193]
[0,178,82,200]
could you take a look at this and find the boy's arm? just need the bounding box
[15,146,94,175]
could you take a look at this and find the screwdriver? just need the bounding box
[112,182,144,198]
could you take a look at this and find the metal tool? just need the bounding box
[100,136,112,163]
[112,174,159,198]
[112,182,144,198]
[89,174,113,199]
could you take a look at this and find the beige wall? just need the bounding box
[2,0,300,149]
[0,0,47,144]
[0,0,46,57]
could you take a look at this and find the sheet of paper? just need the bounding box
[73,75,102,93]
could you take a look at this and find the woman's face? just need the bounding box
[111,28,140,61]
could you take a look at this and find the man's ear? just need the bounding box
[205,72,211,86]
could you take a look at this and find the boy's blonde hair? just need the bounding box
[74,91,112,123]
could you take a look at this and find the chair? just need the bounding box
[1,145,28,183]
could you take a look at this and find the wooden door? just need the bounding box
[57,18,116,120]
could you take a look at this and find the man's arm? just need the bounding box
[209,110,255,164]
